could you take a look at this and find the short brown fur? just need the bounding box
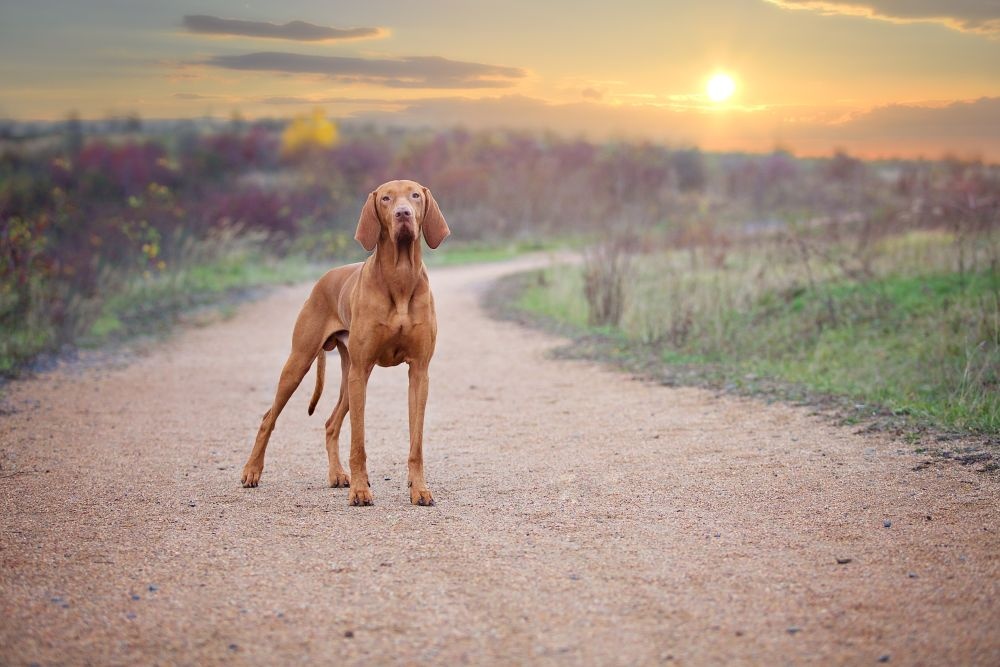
[240,180,449,506]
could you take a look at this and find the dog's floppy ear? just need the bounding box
[421,187,450,249]
[355,191,380,252]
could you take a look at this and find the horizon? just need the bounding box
[1,1,998,160]
[5,113,999,166]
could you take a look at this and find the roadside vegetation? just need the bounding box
[508,158,999,435]
[0,113,578,374]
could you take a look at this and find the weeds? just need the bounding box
[521,222,1000,434]
[582,232,635,327]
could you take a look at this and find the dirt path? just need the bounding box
[2,257,998,665]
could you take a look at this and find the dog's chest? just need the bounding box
[374,309,425,366]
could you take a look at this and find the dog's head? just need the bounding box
[354,179,450,252]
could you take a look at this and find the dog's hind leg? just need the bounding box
[241,304,326,488]
[324,337,351,488]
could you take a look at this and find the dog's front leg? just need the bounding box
[407,362,434,506]
[347,362,374,506]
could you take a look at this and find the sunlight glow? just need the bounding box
[706,73,736,102]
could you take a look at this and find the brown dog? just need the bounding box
[240,179,449,506]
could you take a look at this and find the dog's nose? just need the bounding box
[394,207,413,221]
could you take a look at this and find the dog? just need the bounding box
[240,179,449,506]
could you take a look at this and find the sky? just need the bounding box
[1,0,999,159]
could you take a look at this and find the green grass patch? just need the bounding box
[80,251,322,346]
[515,269,589,328]
[742,272,999,432]
[513,263,999,435]
[425,239,557,267]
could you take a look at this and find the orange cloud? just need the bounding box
[764,0,1000,36]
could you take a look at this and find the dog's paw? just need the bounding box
[328,470,351,488]
[410,488,435,506]
[348,485,374,506]
[241,465,262,488]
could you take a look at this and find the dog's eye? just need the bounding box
[381,195,390,202]
[411,192,421,199]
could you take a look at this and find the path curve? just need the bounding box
[2,257,998,665]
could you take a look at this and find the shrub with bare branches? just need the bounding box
[582,230,638,327]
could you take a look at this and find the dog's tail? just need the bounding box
[308,349,325,416]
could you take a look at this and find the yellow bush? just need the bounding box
[281,109,338,156]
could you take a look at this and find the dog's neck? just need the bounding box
[372,235,424,310]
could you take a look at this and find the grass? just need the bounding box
[76,238,543,346]
[740,272,1000,432]
[80,252,322,345]
[424,239,557,267]
[508,234,999,437]
[0,235,543,377]
[0,238,324,377]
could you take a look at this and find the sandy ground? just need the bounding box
[1,257,998,666]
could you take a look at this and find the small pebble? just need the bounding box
[908,572,918,579]
[228,644,238,652]
[883,520,892,528]
[131,594,141,601]
[787,626,801,635]
[836,557,852,565]
[126,612,137,620]
[148,585,158,592]
[878,654,890,663]
[569,573,581,580]
[344,630,354,638]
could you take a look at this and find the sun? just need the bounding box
[706,72,736,103]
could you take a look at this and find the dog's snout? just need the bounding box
[394,207,413,220]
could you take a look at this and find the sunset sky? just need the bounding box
[1,0,999,159]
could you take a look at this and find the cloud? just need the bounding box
[182,15,384,41]
[350,94,1000,159]
[202,52,526,89]
[581,87,603,101]
[258,95,405,106]
[172,92,219,100]
[776,97,1000,157]
[820,96,1000,141]
[763,1,1000,36]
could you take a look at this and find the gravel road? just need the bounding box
[2,257,998,665]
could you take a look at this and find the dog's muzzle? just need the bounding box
[394,206,415,242]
